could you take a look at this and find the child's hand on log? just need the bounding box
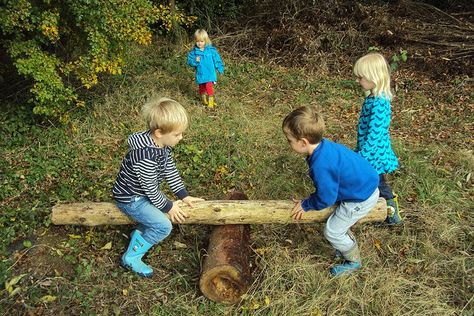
[291,199,305,220]
[182,196,205,207]
[169,203,189,223]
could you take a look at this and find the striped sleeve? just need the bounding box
[163,155,188,200]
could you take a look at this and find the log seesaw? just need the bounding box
[51,193,387,304]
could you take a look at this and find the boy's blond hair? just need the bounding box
[194,29,212,45]
[282,106,325,145]
[142,97,188,133]
[353,53,393,100]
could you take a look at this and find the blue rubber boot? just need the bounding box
[121,230,154,277]
[330,244,362,276]
[386,194,402,225]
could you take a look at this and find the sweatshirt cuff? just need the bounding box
[175,188,189,200]
[301,199,312,212]
[162,200,173,213]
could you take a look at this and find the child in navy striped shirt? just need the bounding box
[113,97,203,277]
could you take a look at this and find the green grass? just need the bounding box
[0,39,472,315]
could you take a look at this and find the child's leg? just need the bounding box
[198,84,208,105]
[205,82,216,108]
[378,174,394,200]
[324,189,379,275]
[379,174,402,225]
[121,196,172,245]
[204,82,215,96]
[116,196,172,277]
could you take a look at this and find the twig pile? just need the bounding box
[216,0,473,77]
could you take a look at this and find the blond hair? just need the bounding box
[353,53,393,100]
[282,106,325,145]
[194,29,212,45]
[142,97,188,134]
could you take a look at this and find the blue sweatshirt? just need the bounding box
[112,131,188,212]
[301,139,379,211]
[187,44,224,84]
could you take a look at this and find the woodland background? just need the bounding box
[0,0,473,315]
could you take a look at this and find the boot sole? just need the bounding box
[121,261,153,278]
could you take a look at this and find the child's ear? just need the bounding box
[153,129,163,139]
[300,137,310,146]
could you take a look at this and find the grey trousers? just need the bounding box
[324,188,379,252]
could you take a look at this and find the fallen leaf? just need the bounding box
[100,242,112,250]
[265,296,270,306]
[173,241,187,249]
[373,238,382,251]
[40,295,57,303]
[5,274,27,295]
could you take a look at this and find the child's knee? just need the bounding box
[160,219,173,236]
[324,225,336,243]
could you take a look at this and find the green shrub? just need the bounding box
[0,0,196,121]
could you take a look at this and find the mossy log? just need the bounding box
[51,198,387,226]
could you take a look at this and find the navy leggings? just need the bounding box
[379,174,395,200]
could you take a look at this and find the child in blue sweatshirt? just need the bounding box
[187,29,224,108]
[282,106,380,276]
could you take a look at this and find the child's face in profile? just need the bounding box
[155,125,187,148]
[285,133,308,155]
[196,39,205,50]
[356,76,375,91]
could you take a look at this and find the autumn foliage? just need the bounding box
[0,0,196,121]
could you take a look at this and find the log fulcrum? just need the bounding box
[199,190,251,304]
[51,198,387,226]
[199,224,251,304]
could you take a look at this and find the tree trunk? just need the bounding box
[51,198,387,226]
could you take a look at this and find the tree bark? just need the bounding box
[199,190,251,304]
[51,198,387,226]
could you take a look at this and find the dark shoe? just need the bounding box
[386,194,402,225]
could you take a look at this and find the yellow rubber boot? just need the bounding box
[200,94,208,106]
[208,96,215,108]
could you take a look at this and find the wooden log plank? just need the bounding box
[51,198,387,226]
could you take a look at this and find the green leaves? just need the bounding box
[0,0,197,122]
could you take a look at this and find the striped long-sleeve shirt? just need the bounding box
[112,131,188,212]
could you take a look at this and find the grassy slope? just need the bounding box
[0,40,472,315]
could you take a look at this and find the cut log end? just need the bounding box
[199,266,247,304]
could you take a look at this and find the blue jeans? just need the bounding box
[324,189,379,252]
[116,196,172,245]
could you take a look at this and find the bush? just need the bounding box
[0,0,196,121]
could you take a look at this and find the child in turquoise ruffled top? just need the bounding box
[353,53,402,225]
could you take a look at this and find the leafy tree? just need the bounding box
[0,0,196,121]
